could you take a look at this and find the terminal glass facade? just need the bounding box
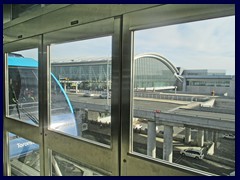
[134,56,177,89]
[52,60,111,91]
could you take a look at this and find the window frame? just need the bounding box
[121,4,234,176]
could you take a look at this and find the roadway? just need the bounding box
[133,140,235,176]
[67,93,235,121]
[80,122,235,176]
[67,92,235,176]
[9,92,235,176]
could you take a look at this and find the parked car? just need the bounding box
[180,148,204,160]
[223,134,235,140]
[69,88,79,93]
[99,92,111,99]
[83,92,94,97]
[133,124,142,130]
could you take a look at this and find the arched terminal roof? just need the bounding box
[134,53,179,75]
[134,53,182,89]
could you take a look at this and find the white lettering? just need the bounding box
[17,141,35,148]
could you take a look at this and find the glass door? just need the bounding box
[4,17,121,176]
[4,36,43,176]
[43,17,121,175]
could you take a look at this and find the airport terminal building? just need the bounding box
[52,53,235,98]
[181,69,235,98]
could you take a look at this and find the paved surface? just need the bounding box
[66,92,235,176]
[67,93,235,121]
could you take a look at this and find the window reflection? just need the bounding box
[8,50,39,126]
[9,133,40,176]
[50,36,112,145]
[51,151,103,176]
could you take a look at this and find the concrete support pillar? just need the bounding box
[213,131,218,151]
[197,129,204,147]
[163,125,173,163]
[213,131,218,143]
[147,120,156,158]
[208,130,214,141]
[204,130,208,141]
[185,127,191,144]
[183,78,187,92]
[75,84,78,93]
[64,83,67,92]
[75,108,82,137]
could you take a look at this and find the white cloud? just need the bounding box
[135,16,235,75]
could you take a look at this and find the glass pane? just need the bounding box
[9,132,40,176]
[132,16,235,176]
[8,49,39,126]
[51,151,104,176]
[50,36,112,145]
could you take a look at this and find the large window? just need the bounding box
[131,16,235,176]
[50,36,112,145]
[4,4,235,176]
[7,49,39,126]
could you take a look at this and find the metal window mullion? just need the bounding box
[111,16,122,176]
[3,53,11,176]
[38,35,50,176]
[121,14,133,176]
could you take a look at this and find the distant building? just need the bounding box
[180,69,235,98]
[134,53,181,91]
[51,54,235,98]
[51,57,111,91]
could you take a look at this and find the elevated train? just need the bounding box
[8,53,79,175]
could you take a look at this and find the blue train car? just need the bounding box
[8,53,78,160]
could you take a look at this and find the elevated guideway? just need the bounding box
[69,93,234,162]
[70,97,235,132]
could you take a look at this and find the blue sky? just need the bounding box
[134,16,235,75]
[50,37,112,61]
[17,15,235,75]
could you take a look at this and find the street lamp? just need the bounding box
[107,59,110,106]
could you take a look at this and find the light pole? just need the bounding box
[107,59,110,106]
